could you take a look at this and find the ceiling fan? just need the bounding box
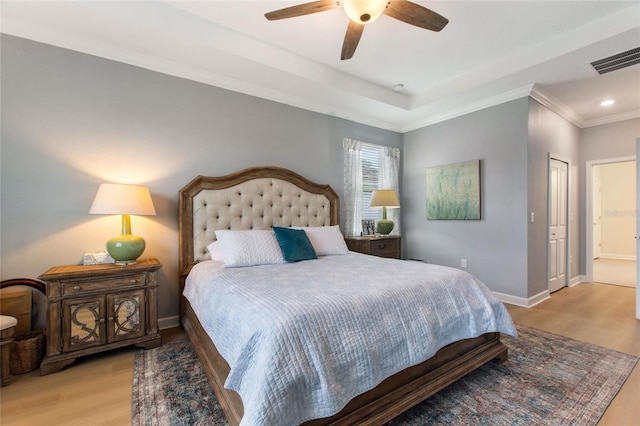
[264,0,449,60]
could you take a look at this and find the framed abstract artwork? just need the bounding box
[426,159,481,220]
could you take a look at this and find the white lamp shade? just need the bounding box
[369,189,400,208]
[89,184,156,216]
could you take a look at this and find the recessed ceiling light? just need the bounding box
[600,99,615,107]
[393,84,404,92]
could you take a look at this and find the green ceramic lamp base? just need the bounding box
[376,219,394,235]
[376,205,395,235]
[106,234,145,265]
[106,214,146,265]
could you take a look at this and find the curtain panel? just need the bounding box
[343,138,363,237]
[382,146,401,235]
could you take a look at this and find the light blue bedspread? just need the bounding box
[184,253,516,426]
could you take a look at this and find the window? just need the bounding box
[361,143,383,221]
[343,139,400,236]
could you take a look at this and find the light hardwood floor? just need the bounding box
[1,282,638,425]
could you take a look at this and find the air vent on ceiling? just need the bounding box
[590,47,640,75]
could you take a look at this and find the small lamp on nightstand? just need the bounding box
[89,183,156,265]
[369,189,400,235]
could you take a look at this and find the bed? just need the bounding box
[179,166,516,426]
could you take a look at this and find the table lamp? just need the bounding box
[89,183,156,265]
[369,189,400,235]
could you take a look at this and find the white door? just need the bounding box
[549,159,568,293]
[592,167,602,259]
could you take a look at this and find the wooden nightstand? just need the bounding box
[345,235,401,259]
[38,258,162,375]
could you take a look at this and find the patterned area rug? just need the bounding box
[132,325,637,425]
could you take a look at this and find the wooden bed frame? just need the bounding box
[179,166,508,426]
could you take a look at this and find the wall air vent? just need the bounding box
[590,47,640,75]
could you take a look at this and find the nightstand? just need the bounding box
[345,235,401,259]
[38,258,162,375]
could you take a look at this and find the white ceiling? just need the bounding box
[2,0,639,132]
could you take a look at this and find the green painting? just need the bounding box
[426,160,481,220]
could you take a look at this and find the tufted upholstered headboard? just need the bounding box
[178,166,340,279]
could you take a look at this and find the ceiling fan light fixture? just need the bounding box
[264,0,448,60]
[343,0,388,24]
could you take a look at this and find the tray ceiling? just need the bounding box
[2,1,639,132]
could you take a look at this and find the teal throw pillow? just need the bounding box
[272,226,317,262]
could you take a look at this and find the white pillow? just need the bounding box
[206,241,223,261]
[294,225,349,256]
[214,230,285,267]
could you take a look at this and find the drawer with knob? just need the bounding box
[61,273,147,295]
[369,240,399,258]
[345,235,401,259]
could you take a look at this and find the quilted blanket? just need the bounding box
[184,253,516,426]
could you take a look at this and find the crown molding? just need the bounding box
[401,85,536,133]
[530,85,640,129]
[581,110,640,128]
[529,85,583,127]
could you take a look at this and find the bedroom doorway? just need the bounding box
[586,156,636,291]
[636,138,639,320]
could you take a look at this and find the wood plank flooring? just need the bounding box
[1,282,638,425]
[508,282,639,426]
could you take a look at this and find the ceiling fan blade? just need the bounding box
[341,21,365,60]
[265,0,339,21]
[384,0,449,31]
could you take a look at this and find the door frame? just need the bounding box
[585,155,635,283]
[636,138,639,320]
[592,169,602,259]
[548,153,570,292]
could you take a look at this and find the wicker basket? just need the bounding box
[10,330,45,375]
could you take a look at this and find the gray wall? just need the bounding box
[527,99,580,297]
[0,35,402,321]
[403,98,530,298]
[403,98,584,301]
[2,35,637,319]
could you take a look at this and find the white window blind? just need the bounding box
[361,143,382,221]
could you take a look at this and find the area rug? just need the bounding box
[131,325,637,425]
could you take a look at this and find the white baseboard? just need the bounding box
[570,275,586,287]
[159,315,180,330]
[493,290,550,308]
[495,274,594,308]
[599,253,636,261]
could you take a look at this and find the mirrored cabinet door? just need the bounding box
[108,289,146,342]
[62,296,107,352]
